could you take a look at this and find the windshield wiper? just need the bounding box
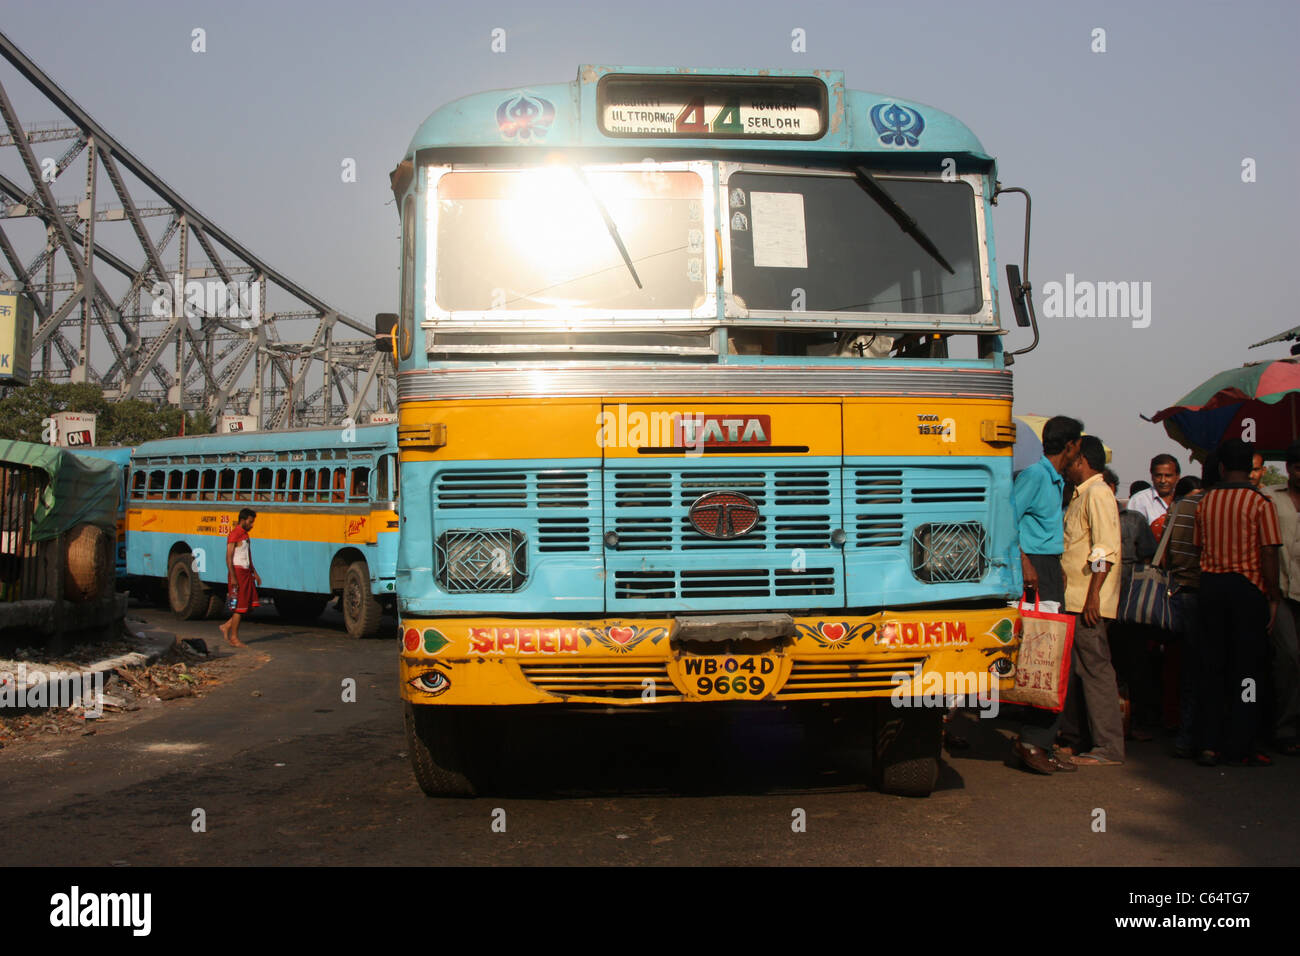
[572,167,642,290]
[851,165,955,275]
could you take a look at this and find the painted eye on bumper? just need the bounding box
[408,669,450,697]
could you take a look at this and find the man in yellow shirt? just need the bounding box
[1061,436,1125,765]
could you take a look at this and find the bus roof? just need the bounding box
[406,65,990,164]
[133,423,396,459]
[69,446,133,465]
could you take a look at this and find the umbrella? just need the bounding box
[1013,414,1112,473]
[1147,359,1300,461]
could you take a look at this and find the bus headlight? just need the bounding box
[910,522,987,583]
[435,529,528,592]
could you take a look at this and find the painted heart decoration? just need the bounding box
[821,622,847,642]
[609,626,636,646]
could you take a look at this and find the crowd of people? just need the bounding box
[1006,416,1299,773]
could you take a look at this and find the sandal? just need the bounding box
[1070,751,1122,766]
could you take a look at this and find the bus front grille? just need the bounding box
[775,656,930,698]
[519,660,682,701]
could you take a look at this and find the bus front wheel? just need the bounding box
[167,553,211,621]
[342,560,383,638]
[404,703,481,797]
[871,701,942,798]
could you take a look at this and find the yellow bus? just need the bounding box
[388,67,1033,795]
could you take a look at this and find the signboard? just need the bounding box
[369,412,398,424]
[0,293,34,385]
[597,74,827,140]
[53,411,96,448]
[219,415,258,433]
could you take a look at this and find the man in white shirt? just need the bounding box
[1127,454,1180,526]
[1265,442,1300,754]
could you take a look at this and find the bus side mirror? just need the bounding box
[1005,264,1031,328]
[375,313,397,353]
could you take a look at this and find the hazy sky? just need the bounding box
[2,0,1297,484]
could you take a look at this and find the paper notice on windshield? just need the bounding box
[750,192,807,269]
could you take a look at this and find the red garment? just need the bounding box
[231,566,259,615]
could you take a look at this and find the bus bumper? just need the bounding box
[399,607,1020,707]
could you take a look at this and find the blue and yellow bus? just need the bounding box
[125,424,400,637]
[389,67,1039,795]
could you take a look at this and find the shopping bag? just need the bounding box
[1119,565,1179,632]
[1001,594,1075,712]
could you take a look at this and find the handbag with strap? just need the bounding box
[1002,594,1075,712]
[1119,511,1179,630]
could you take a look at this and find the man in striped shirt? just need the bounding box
[1192,439,1282,766]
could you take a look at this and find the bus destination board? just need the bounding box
[597,74,827,140]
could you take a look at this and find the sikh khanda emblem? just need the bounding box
[496,94,556,141]
[869,103,925,147]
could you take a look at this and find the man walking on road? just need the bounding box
[219,508,261,648]
[1062,436,1125,766]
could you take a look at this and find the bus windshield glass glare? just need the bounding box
[727,172,982,315]
[433,169,708,312]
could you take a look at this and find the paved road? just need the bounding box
[2,606,1296,866]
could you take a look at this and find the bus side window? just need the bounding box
[349,467,369,502]
[218,468,235,501]
[201,469,217,501]
[184,469,200,501]
[255,467,274,502]
[167,470,183,500]
[148,470,166,500]
[318,467,331,502]
[376,453,398,502]
[303,468,317,501]
[131,469,147,501]
[289,468,302,503]
[332,467,347,503]
[275,468,288,502]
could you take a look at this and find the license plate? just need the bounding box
[671,652,790,700]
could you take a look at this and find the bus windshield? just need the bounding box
[726,171,982,316]
[433,168,710,312]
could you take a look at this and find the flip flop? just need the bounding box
[1070,752,1122,766]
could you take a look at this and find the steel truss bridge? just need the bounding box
[0,31,392,429]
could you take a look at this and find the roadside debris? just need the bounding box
[0,640,220,747]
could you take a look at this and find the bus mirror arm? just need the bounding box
[992,185,1039,364]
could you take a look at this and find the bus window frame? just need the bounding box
[715,164,994,332]
[420,161,719,333]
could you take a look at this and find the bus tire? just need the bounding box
[167,553,210,621]
[276,592,328,624]
[404,703,477,797]
[871,702,941,798]
[342,560,383,638]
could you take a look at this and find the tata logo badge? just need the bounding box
[496,94,555,141]
[688,491,759,540]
